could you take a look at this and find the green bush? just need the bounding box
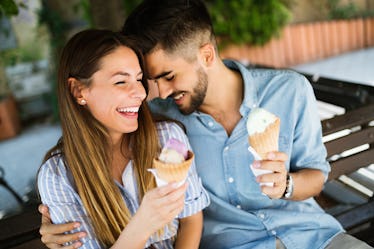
[122,0,292,47]
[327,0,374,20]
[206,0,292,46]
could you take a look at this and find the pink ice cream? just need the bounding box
[159,138,188,163]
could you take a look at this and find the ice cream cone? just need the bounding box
[248,117,280,159]
[153,151,194,182]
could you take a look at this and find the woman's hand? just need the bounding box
[136,182,188,235]
[111,182,188,249]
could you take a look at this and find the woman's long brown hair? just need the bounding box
[42,29,158,247]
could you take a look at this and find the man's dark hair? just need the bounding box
[122,0,216,57]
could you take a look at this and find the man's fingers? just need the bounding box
[265,151,288,161]
[41,232,84,247]
[40,222,82,236]
[44,243,61,249]
[39,204,52,220]
[45,241,82,249]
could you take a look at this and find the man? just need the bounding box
[39,0,373,248]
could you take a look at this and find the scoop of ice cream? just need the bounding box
[159,138,188,164]
[246,108,278,135]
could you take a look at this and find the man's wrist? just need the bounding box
[283,173,294,199]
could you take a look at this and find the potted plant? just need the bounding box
[0,2,21,140]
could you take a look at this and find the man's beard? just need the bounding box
[180,67,208,115]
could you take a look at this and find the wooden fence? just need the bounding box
[220,18,374,68]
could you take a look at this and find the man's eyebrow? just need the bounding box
[148,71,172,80]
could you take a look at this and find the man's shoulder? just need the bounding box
[148,97,178,115]
[225,60,309,90]
[250,68,308,87]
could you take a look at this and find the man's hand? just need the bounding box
[38,205,86,249]
[252,151,288,199]
[252,151,326,200]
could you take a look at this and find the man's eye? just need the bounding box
[166,75,175,81]
[115,81,125,85]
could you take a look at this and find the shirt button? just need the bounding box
[208,121,214,127]
[236,205,241,209]
[224,146,229,151]
[228,177,234,183]
[259,213,265,219]
[271,230,277,235]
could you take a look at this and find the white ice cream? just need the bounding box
[159,148,185,163]
[246,108,277,135]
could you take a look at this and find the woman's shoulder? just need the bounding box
[155,120,186,134]
[155,121,189,147]
[39,151,66,176]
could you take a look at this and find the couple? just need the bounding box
[38,0,373,248]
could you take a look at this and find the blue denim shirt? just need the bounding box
[148,60,344,249]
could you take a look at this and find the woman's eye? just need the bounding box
[136,79,142,82]
[115,81,125,85]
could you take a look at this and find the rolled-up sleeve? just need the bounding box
[37,156,102,248]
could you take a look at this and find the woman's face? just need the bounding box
[81,46,146,141]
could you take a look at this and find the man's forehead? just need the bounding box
[145,49,177,78]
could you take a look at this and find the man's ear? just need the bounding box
[199,42,216,67]
[68,77,86,104]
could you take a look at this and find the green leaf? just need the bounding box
[0,0,19,17]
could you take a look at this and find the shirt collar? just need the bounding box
[223,60,258,117]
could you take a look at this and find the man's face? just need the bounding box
[145,49,208,114]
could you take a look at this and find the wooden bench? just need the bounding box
[317,103,374,243]
[0,208,47,249]
[305,73,374,246]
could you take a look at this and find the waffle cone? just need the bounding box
[248,118,280,159]
[153,151,194,182]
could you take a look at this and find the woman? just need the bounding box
[37,29,209,249]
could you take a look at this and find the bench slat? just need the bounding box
[328,148,374,180]
[349,171,374,192]
[321,104,374,135]
[8,237,47,249]
[323,180,368,205]
[335,200,374,230]
[325,126,374,157]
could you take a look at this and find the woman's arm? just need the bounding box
[174,212,203,249]
[39,182,188,249]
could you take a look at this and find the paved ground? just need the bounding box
[0,47,373,219]
[0,123,61,218]
[292,47,374,87]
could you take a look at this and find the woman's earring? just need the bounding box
[80,99,87,105]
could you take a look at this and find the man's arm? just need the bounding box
[39,205,86,249]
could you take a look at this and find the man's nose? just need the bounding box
[157,80,173,99]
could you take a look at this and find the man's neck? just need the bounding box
[198,60,243,135]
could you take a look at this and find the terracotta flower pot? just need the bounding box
[0,94,21,141]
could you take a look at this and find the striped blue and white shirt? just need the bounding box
[38,121,210,249]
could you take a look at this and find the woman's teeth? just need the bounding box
[117,107,139,113]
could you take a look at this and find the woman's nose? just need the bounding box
[131,82,147,101]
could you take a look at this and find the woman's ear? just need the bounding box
[68,77,87,105]
[199,42,216,67]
